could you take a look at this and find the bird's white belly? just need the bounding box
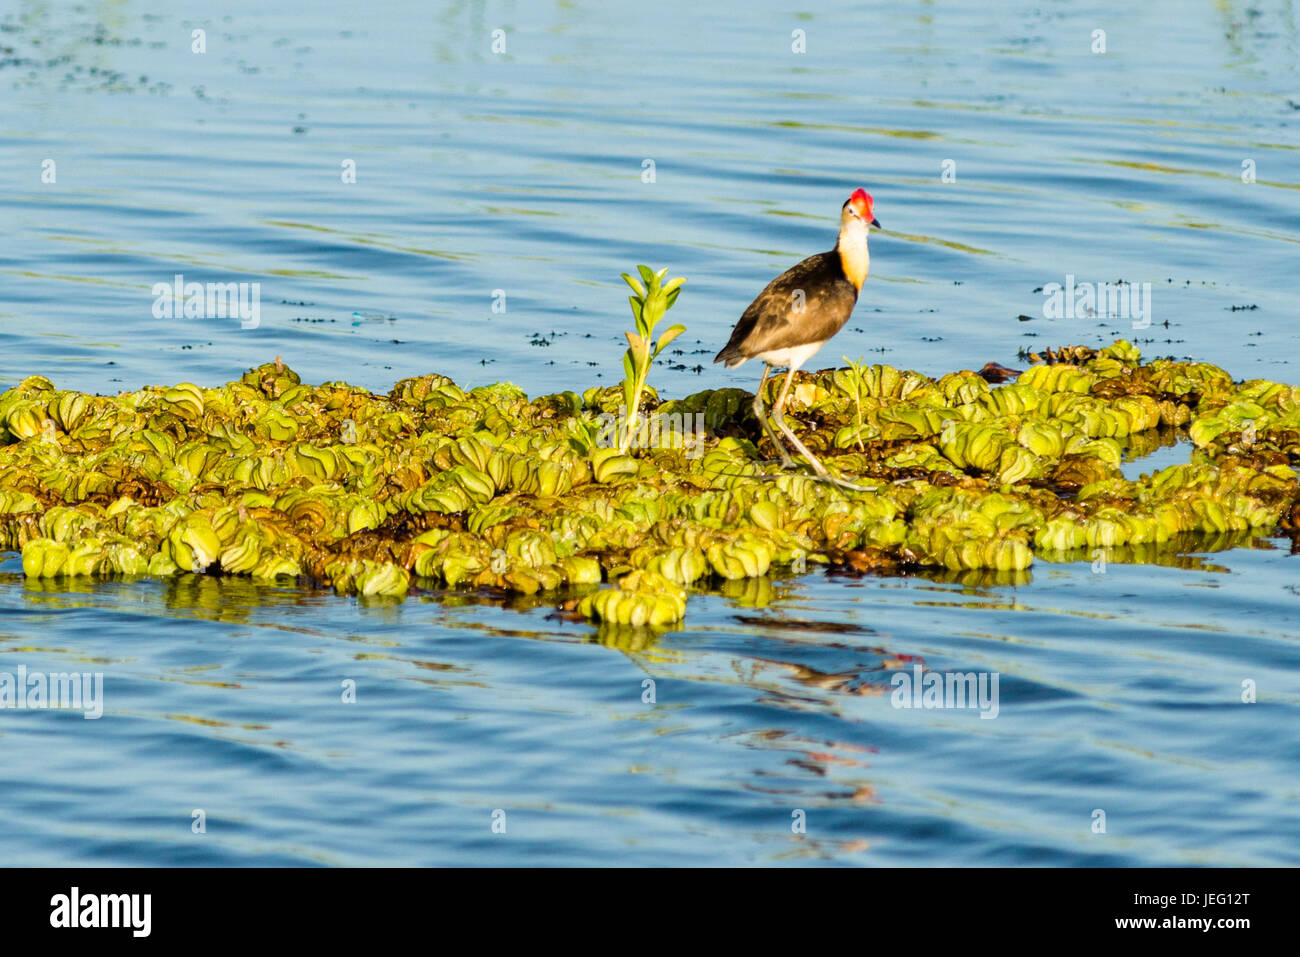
[757,341,824,371]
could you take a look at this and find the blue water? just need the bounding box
[1,0,1298,865]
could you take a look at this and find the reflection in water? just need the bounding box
[2,526,1298,865]
[1121,426,1182,462]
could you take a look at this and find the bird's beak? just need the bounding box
[870,217,882,229]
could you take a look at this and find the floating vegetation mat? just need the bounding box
[2,341,1298,627]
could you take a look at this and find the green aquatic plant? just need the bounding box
[0,340,1297,632]
[577,569,687,626]
[839,355,870,452]
[618,265,686,453]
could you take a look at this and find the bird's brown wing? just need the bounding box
[714,252,858,366]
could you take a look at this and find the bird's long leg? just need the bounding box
[770,367,869,492]
[769,368,828,477]
[753,365,795,469]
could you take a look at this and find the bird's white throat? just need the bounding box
[837,216,870,292]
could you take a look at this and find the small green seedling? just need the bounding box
[619,265,686,453]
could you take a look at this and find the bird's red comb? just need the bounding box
[849,188,873,216]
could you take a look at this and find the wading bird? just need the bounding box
[714,189,880,486]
